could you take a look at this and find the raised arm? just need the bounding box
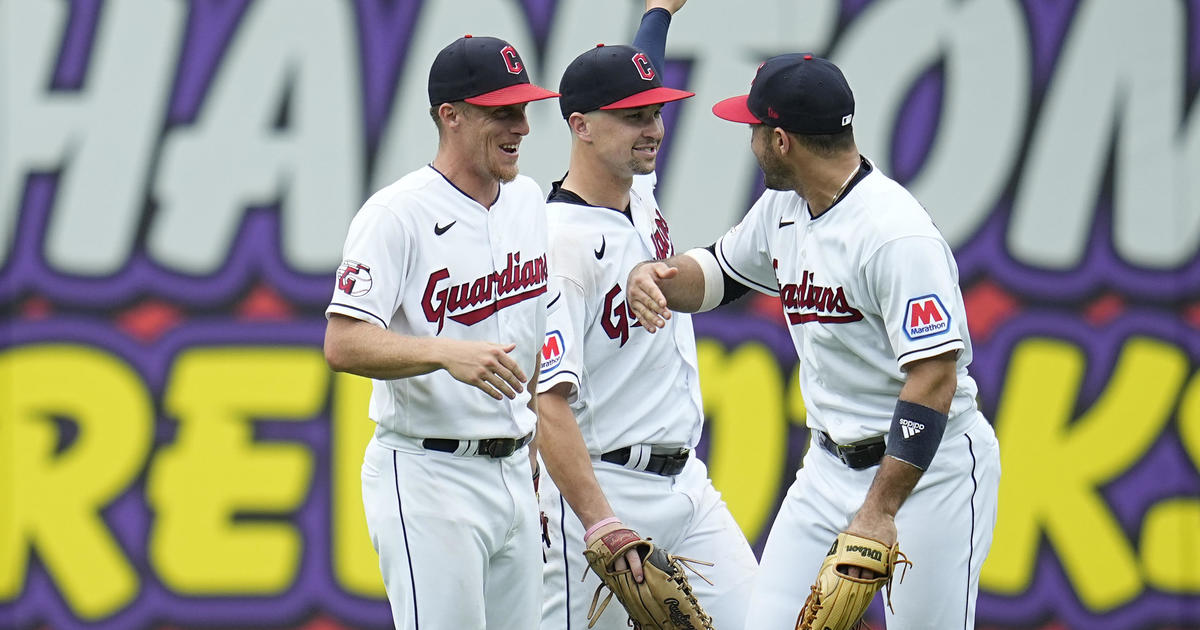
[633,1,688,70]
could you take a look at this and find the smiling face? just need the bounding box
[458,102,530,182]
[585,104,665,177]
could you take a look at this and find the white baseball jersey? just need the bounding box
[715,156,979,443]
[537,174,759,630]
[728,156,1001,630]
[538,173,704,454]
[326,165,549,441]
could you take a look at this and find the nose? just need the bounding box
[513,109,530,136]
[644,115,664,141]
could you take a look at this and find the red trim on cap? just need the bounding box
[465,82,561,106]
[711,94,761,124]
[598,86,694,110]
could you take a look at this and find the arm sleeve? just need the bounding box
[325,203,411,328]
[632,7,672,71]
[713,192,780,296]
[538,274,587,402]
[863,236,967,369]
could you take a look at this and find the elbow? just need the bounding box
[323,337,351,373]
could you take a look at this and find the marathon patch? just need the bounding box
[540,330,565,373]
[904,294,950,340]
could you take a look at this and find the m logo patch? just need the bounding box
[541,330,565,373]
[904,294,950,339]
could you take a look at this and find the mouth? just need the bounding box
[633,144,659,158]
[500,143,520,157]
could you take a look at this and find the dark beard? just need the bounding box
[758,154,791,191]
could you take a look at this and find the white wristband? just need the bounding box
[683,248,724,312]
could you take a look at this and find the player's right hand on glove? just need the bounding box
[440,339,527,400]
[582,521,714,629]
[794,532,912,630]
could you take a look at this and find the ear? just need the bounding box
[773,127,792,156]
[567,112,591,142]
[438,102,463,129]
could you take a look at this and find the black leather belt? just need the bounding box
[815,431,886,470]
[600,446,690,476]
[422,432,533,458]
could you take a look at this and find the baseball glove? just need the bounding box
[794,532,912,630]
[582,527,714,629]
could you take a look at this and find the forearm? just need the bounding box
[632,7,671,70]
[858,355,958,520]
[323,315,444,380]
[640,254,707,311]
[537,389,615,527]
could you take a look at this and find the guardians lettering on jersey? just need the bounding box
[650,207,674,260]
[422,252,549,332]
[775,264,864,325]
[601,284,643,346]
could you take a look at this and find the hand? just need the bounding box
[844,509,897,579]
[646,0,687,15]
[441,339,527,400]
[625,262,675,333]
[585,520,645,583]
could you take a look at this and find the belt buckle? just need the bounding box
[661,451,688,476]
[483,438,517,458]
[833,444,856,467]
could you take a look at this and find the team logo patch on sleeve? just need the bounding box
[336,260,373,297]
[904,294,951,339]
[540,330,565,374]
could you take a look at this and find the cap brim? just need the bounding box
[711,94,761,124]
[598,86,695,110]
[465,83,561,106]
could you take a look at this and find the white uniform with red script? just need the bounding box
[326,165,549,630]
[714,157,1001,629]
[538,173,757,630]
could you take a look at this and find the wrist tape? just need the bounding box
[884,400,948,470]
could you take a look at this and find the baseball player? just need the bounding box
[537,3,758,628]
[322,35,558,630]
[625,55,1001,629]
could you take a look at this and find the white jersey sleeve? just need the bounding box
[326,202,413,328]
[864,235,967,369]
[714,191,783,296]
[539,273,586,401]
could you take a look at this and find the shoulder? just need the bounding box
[849,166,944,248]
[502,174,549,204]
[361,167,442,216]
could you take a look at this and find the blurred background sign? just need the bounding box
[2,1,1197,629]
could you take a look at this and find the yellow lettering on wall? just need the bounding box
[982,337,1188,609]
[787,363,808,427]
[1140,369,1200,593]
[330,371,385,597]
[0,344,150,619]
[147,347,326,593]
[697,339,787,542]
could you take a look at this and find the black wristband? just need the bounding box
[884,400,948,470]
